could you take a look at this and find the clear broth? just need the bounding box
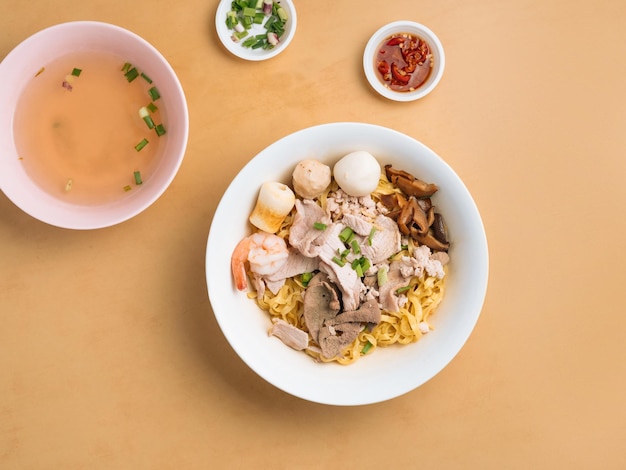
[13,50,167,205]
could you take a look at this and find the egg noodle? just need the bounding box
[247,173,447,365]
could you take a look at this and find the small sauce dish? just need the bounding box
[215,0,297,61]
[363,21,445,102]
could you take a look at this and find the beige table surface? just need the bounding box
[2,0,626,468]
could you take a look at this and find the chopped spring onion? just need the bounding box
[121,62,132,73]
[125,67,139,82]
[396,285,411,295]
[313,222,327,231]
[123,185,132,192]
[367,227,377,246]
[242,36,257,47]
[301,272,313,287]
[141,72,152,84]
[351,239,361,254]
[339,227,354,243]
[225,1,288,49]
[155,124,167,136]
[139,107,155,129]
[148,86,161,101]
[377,267,388,287]
[355,263,364,278]
[134,171,143,185]
[361,341,373,354]
[276,6,288,21]
[147,102,158,113]
[243,6,257,17]
[135,138,149,152]
[71,68,82,77]
[332,256,345,267]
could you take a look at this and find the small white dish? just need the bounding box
[363,21,445,102]
[215,0,297,61]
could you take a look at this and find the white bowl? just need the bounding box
[0,21,189,229]
[215,0,297,61]
[206,122,488,406]
[363,21,445,102]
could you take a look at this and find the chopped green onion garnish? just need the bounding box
[396,285,411,295]
[277,6,288,21]
[339,227,354,243]
[135,138,149,152]
[121,62,132,73]
[233,30,249,40]
[155,124,166,136]
[139,107,155,129]
[147,102,158,113]
[123,185,132,192]
[125,67,139,82]
[332,256,345,267]
[301,272,313,287]
[377,268,388,287]
[140,72,153,84]
[351,239,361,255]
[242,36,257,47]
[243,6,256,16]
[361,341,373,354]
[360,257,371,272]
[367,227,377,246]
[340,249,350,259]
[313,222,327,231]
[148,86,161,101]
[134,171,143,185]
[71,68,82,77]
[355,264,364,278]
[401,244,409,251]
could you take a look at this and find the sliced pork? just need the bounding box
[269,319,309,351]
[288,199,332,257]
[360,215,401,264]
[378,261,411,312]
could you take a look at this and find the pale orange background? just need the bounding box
[1,0,625,468]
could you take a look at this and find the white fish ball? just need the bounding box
[333,151,381,197]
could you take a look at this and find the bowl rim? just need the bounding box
[206,121,489,406]
[0,21,189,229]
[215,0,298,61]
[363,20,446,102]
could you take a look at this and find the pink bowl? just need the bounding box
[0,21,189,229]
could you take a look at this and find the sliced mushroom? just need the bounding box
[384,164,439,198]
[394,175,439,198]
[385,164,414,182]
[426,206,435,228]
[417,197,432,212]
[432,213,448,244]
[416,231,450,252]
[397,196,429,236]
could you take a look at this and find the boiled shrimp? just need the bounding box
[231,231,289,291]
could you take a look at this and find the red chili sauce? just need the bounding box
[375,33,432,92]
